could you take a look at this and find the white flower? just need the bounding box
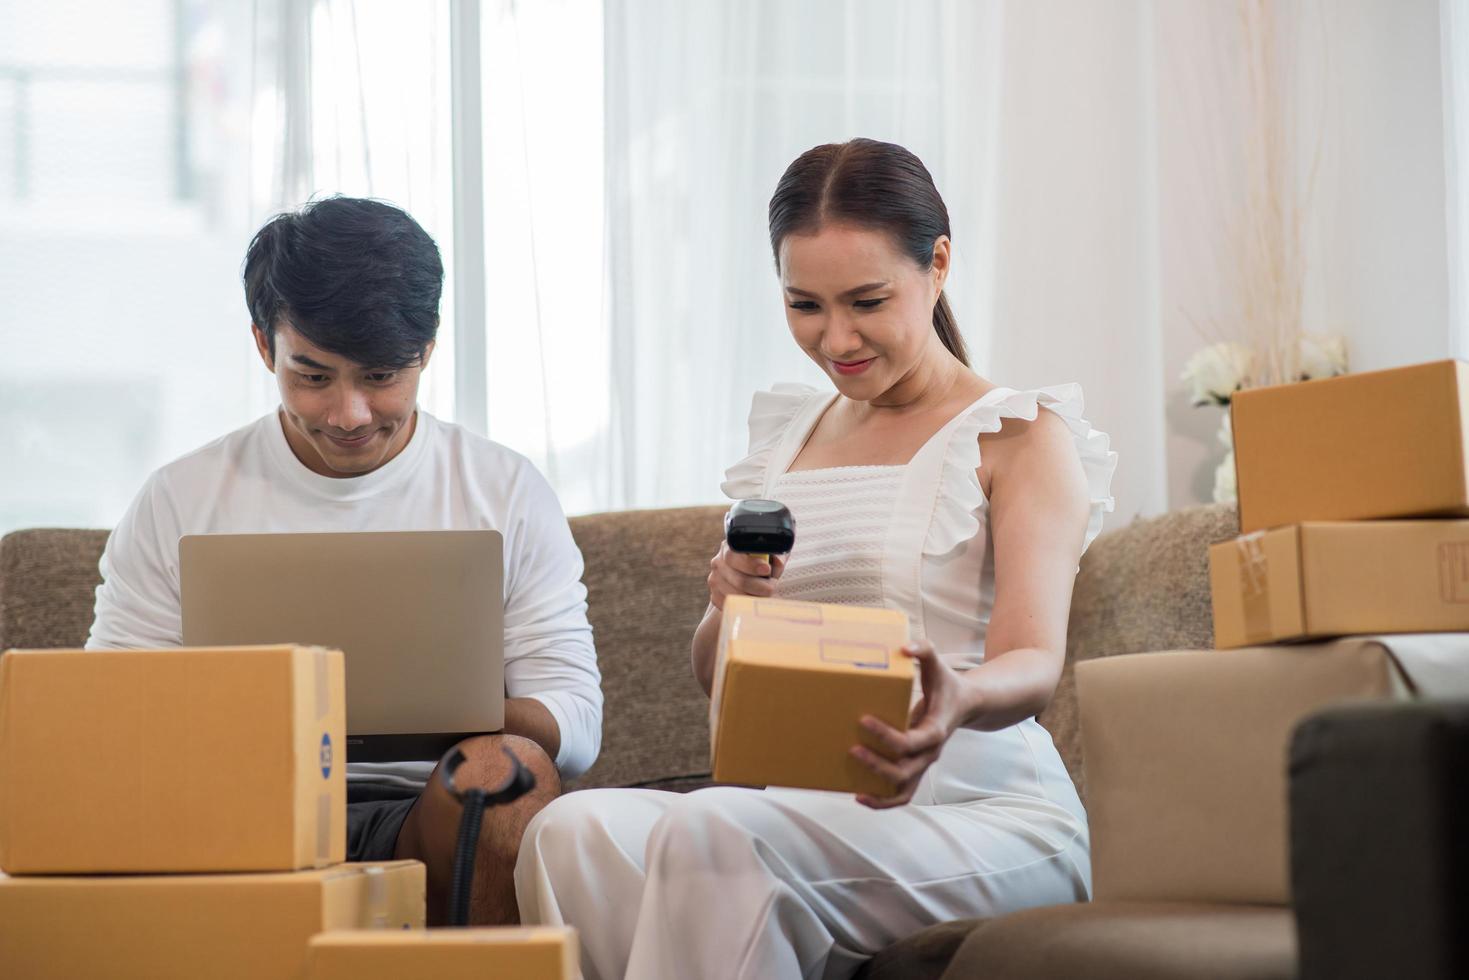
[1213,449,1238,504]
[1297,333,1349,380]
[1182,342,1255,406]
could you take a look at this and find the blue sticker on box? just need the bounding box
[320,732,333,779]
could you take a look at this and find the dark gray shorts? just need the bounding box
[347,783,421,862]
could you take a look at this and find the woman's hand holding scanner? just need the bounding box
[709,499,795,608]
[707,543,787,609]
[851,640,968,809]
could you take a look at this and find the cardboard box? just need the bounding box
[0,860,424,980]
[306,927,578,980]
[711,596,913,795]
[1231,359,1469,533]
[0,644,346,873]
[1077,641,1406,905]
[1209,521,1469,649]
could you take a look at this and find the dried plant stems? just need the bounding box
[1202,1,1327,387]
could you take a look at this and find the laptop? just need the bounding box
[180,529,504,763]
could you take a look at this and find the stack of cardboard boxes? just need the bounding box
[1074,360,1469,907]
[0,643,575,979]
[1212,359,1469,648]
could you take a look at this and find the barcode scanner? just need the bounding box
[725,499,795,575]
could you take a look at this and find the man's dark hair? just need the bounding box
[243,196,443,369]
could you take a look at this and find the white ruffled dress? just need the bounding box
[721,381,1117,884]
[515,383,1118,980]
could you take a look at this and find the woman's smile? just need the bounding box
[830,356,877,376]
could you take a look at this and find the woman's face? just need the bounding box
[778,223,949,401]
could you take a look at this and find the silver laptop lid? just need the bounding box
[179,529,504,762]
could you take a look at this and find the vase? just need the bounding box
[1212,411,1237,504]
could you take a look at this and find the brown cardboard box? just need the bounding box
[0,644,346,873]
[0,860,424,980]
[1077,642,1405,905]
[1231,359,1469,533]
[306,927,578,980]
[1209,521,1469,649]
[711,596,913,795]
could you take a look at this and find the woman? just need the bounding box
[515,138,1116,979]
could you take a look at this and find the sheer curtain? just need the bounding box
[0,0,457,536]
[251,0,457,421]
[1443,0,1469,361]
[0,1,262,535]
[602,0,999,510]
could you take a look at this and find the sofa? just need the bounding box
[0,502,1340,977]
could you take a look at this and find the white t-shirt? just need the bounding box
[87,409,602,787]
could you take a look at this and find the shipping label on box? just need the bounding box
[711,597,913,795]
[307,927,578,980]
[1231,359,1469,533]
[0,860,424,980]
[1209,521,1469,649]
[1077,643,1403,906]
[0,644,346,874]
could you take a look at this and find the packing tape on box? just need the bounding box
[366,865,389,928]
[318,793,333,865]
[1237,532,1272,645]
[315,646,334,865]
[315,648,331,720]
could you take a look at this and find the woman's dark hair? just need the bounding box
[767,138,968,367]
[243,196,443,369]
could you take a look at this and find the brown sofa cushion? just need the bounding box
[858,918,984,980]
[0,528,108,651]
[0,512,726,794]
[564,506,725,790]
[1,505,1242,797]
[937,902,1296,980]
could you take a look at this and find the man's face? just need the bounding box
[253,320,432,478]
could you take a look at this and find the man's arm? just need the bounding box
[498,472,602,780]
[503,697,561,761]
[87,473,184,651]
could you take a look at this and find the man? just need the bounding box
[87,196,601,925]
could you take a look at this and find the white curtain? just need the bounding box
[250,0,458,421]
[595,0,1458,524]
[1442,0,1469,361]
[8,0,1455,537]
[601,0,999,511]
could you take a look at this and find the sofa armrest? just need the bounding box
[1290,700,1469,980]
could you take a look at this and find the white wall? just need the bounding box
[983,0,1168,525]
[1154,0,1452,513]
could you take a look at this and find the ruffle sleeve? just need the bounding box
[923,383,1118,558]
[720,383,822,500]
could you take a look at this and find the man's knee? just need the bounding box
[448,734,560,865]
[450,733,561,801]
[399,733,560,863]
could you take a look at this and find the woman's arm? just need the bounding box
[953,408,1091,728]
[852,410,1090,807]
[691,604,723,696]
